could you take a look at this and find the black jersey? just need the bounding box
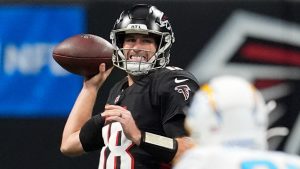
[98,67,199,169]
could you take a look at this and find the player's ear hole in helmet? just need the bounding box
[110,4,175,76]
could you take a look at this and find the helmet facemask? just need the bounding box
[111,31,172,76]
[110,4,175,76]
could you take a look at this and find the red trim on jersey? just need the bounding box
[114,156,117,169]
[125,143,135,169]
[103,148,108,169]
[115,131,121,146]
[107,124,112,142]
[103,124,112,169]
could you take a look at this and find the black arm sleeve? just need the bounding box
[159,70,199,138]
[79,114,105,152]
[163,114,187,138]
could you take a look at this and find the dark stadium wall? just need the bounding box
[1,1,300,169]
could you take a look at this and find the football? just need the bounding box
[52,34,114,77]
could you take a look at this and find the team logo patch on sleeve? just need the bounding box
[174,85,191,100]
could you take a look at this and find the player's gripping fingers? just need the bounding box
[103,104,132,119]
[99,63,113,74]
[99,63,106,72]
[101,109,123,125]
[101,109,123,118]
[102,107,140,144]
[97,63,113,81]
[83,63,113,90]
[104,116,123,124]
[105,104,126,111]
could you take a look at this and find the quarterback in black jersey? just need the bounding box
[60,4,199,169]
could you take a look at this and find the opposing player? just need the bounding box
[60,4,199,169]
[174,75,300,169]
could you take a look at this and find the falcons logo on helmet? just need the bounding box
[175,85,191,100]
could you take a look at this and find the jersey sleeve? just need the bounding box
[157,68,199,137]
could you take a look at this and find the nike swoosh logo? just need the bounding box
[175,78,189,83]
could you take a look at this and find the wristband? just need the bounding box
[79,114,105,152]
[139,131,178,163]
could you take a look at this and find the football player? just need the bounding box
[60,4,199,169]
[174,75,300,169]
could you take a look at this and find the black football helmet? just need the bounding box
[110,4,175,75]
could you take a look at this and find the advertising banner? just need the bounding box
[0,5,86,117]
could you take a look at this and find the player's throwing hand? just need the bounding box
[102,104,142,145]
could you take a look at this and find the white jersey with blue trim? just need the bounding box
[174,146,300,169]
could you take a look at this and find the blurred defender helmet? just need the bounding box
[185,75,269,150]
[110,4,175,76]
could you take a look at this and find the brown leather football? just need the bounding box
[53,34,113,77]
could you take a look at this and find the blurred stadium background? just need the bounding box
[0,0,300,168]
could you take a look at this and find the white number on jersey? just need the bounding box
[99,122,134,169]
